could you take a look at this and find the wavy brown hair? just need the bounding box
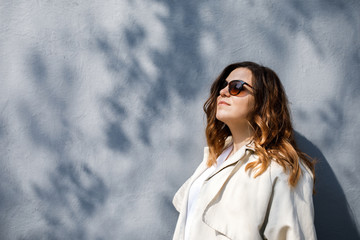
[203,61,316,188]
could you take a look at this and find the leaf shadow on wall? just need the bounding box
[93,1,206,238]
[17,51,110,240]
[31,162,109,240]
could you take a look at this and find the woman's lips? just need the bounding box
[218,101,230,106]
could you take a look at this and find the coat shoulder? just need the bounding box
[267,157,314,191]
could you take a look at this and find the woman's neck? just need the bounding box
[228,123,254,154]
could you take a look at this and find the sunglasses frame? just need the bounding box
[219,80,254,96]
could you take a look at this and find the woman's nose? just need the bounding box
[219,86,230,97]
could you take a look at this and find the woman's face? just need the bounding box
[216,67,255,127]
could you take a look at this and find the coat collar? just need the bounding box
[204,136,255,181]
[172,136,256,212]
[224,135,256,152]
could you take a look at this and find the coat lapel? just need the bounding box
[198,147,253,210]
[201,149,254,238]
[205,139,255,181]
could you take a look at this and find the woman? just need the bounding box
[172,61,317,240]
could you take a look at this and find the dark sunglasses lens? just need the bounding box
[229,81,243,95]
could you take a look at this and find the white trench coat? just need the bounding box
[172,139,317,240]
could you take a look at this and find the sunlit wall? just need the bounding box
[1,0,359,239]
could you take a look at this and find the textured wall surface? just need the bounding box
[1,0,359,239]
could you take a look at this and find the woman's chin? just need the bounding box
[216,114,230,124]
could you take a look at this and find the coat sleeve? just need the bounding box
[172,175,193,212]
[262,163,317,240]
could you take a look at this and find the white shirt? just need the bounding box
[184,145,233,240]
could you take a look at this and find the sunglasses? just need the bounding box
[219,80,254,96]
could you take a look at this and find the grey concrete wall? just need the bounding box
[1,0,359,239]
